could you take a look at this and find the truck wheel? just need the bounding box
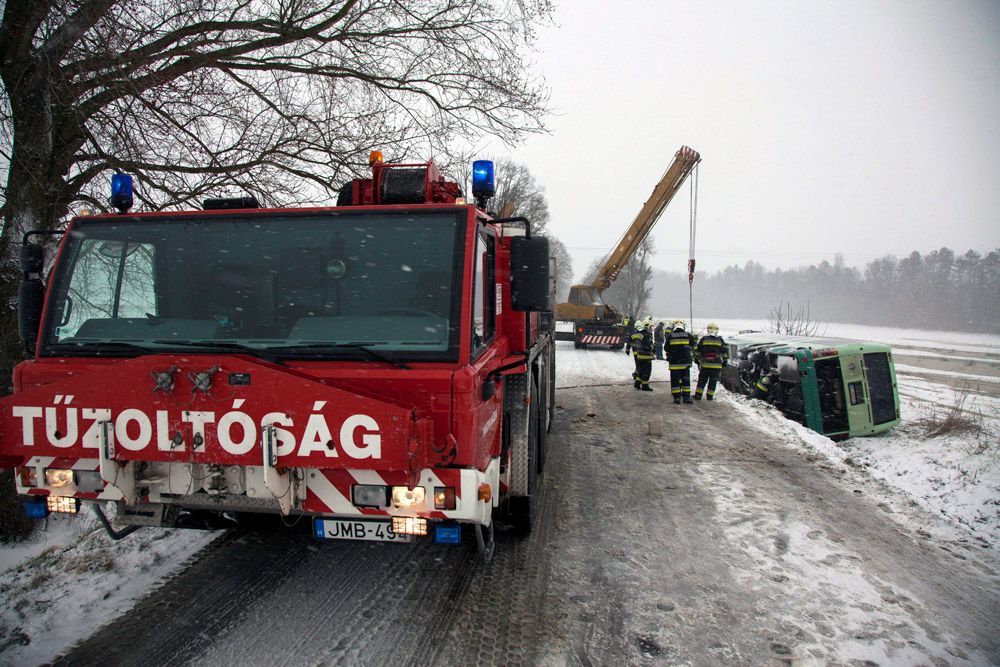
[573,340,581,349]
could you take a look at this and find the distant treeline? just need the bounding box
[646,248,1000,334]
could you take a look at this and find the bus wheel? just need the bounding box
[720,366,741,393]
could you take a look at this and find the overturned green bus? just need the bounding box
[720,333,900,440]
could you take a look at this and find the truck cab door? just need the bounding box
[466,228,502,460]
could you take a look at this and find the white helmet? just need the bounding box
[672,319,685,330]
[707,322,719,334]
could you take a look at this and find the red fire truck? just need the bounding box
[1,153,555,562]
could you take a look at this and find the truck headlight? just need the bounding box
[391,486,425,509]
[45,469,75,489]
[75,470,104,493]
[352,485,388,508]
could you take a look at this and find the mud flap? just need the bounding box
[97,420,137,505]
[476,520,495,564]
[504,374,537,533]
[262,424,293,515]
[505,375,530,496]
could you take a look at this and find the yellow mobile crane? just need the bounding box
[554,146,701,348]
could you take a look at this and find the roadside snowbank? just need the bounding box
[0,514,217,665]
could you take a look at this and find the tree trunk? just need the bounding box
[1,57,71,395]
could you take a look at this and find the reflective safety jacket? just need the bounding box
[631,327,655,360]
[751,373,775,400]
[666,329,696,369]
[694,334,729,369]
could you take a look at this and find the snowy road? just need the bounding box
[47,342,1000,666]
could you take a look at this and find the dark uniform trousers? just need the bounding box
[667,330,696,403]
[631,329,655,390]
[694,334,727,400]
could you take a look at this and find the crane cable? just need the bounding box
[687,163,699,330]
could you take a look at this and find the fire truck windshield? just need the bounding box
[41,210,466,362]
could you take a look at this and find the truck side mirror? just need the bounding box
[18,242,47,355]
[20,243,43,274]
[510,236,551,312]
[18,278,45,354]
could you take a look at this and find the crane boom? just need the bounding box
[553,145,701,349]
[591,146,701,290]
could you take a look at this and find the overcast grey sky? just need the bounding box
[483,0,1000,281]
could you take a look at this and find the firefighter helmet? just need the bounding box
[707,322,719,334]
[672,319,685,330]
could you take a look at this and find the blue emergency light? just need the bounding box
[471,160,495,199]
[110,173,134,213]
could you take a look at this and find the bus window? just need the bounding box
[864,352,897,425]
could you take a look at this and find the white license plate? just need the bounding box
[314,518,411,542]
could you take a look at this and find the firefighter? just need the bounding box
[666,319,696,404]
[653,320,665,360]
[751,369,779,402]
[623,314,634,354]
[693,322,728,401]
[631,317,655,391]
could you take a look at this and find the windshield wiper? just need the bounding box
[269,342,411,369]
[52,341,152,355]
[152,340,283,364]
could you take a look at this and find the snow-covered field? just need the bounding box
[0,321,997,666]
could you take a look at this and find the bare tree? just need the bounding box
[0,0,553,381]
[767,301,822,336]
[489,157,550,233]
[587,236,655,319]
[548,236,573,302]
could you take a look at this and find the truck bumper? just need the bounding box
[15,456,501,529]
